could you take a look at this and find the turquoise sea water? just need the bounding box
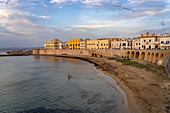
[0,56,128,113]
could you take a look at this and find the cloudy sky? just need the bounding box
[0,0,170,47]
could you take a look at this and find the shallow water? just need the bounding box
[0,56,123,113]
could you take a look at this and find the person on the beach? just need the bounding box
[68,73,71,80]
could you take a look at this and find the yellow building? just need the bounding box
[44,39,59,49]
[87,39,111,49]
[69,39,82,49]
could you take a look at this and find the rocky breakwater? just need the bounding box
[7,50,33,55]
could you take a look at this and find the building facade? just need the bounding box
[65,43,69,49]
[160,35,170,50]
[59,41,68,49]
[80,41,86,49]
[140,32,159,49]
[111,38,121,49]
[69,39,82,49]
[87,39,111,49]
[44,39,59,49]
[132,38,141,49]
[111,38,129,49]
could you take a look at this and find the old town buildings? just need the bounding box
[44,39,59,49]
[44,32,170,50]
[86,39,111,49]
[69,39,82,49]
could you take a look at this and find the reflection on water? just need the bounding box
[0,56,120,113]
[33,56,83,63]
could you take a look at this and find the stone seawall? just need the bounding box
[33,49,126,57]
[33,49,90,56]
[33,49,170,66]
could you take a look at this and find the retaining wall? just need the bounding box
[33,49,170,66]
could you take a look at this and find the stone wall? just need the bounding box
[124,50,170,66]
[33,49,90,56]
[33,49,126,57]
[33,49,170,66]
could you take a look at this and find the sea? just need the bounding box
[0,48,129,113]
[0,47,43,54]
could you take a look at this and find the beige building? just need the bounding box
[111,38,129,49]
[132,37,141,49]
[65,43,69,49]
[87,39,111,49]
[80,41,86,49]
[44,39,59,49]
[111,38,121,49]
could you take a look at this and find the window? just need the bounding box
[104,44,105,46]
[149,40,151,42]
[123,43,126,46]
[161,41,164,44]
[144,40,146,42]
[166,41,169,44]
[70,44,72,46]
[78,44,80,46]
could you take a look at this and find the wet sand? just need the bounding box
[54,55,170,113]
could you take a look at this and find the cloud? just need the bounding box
[0,0,21,7]
[160,19,170,22]
[72,25,113,29]
[121,0,170,18]
[50,0,69,4]
[49,0,133,11]
[160,21,165,26]
[49,0,170,19]
[38,16,51,19]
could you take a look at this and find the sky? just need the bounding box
[0,0,170,47]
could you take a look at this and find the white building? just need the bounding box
[59,41,67,49]
[160,35,170,50]
[111,38,129,49]
[140,32,159,49]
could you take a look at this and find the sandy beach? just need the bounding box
[54,55,170,113]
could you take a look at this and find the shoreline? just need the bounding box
[45,55,170,113]
[92,64,130,113]
[53,55,136,113]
